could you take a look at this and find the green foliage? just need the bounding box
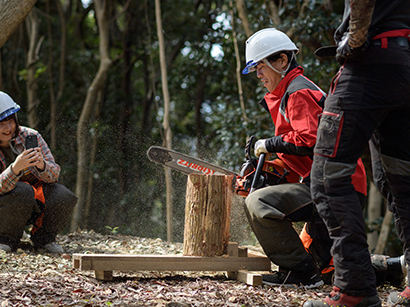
[105,226,119,234]
[18,63,48,81]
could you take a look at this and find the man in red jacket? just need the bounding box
[242,28,368,288]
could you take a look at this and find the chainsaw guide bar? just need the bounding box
[147,146,237,177]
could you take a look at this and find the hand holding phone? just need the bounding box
[25,135,38,149]
[12,135,43,175]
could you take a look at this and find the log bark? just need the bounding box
[183,174,233,257]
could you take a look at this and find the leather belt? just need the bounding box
[373,36,410,48]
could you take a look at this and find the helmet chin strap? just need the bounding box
[263,53,294,79]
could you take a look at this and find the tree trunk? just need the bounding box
[155,0,173,242]
[0,0,38,48]
[45,0,56,150]
[55,0,70,104]
[71,0,112,232]
[286,0,310,38]
[234,0,252,38]
[183,174,232,257]
[195,73,206,158]
[230,2,248,126]
[83,91,101,228]
[52,0,71,150]
[25,10,44,130]
[268,1,281,26]
[374,210,393,255]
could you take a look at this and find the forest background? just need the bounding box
[0,0,400,256]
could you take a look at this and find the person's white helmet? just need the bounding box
[242,28,299,74]
[0,91,20,121]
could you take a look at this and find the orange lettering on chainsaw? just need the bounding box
[177,159,215,175]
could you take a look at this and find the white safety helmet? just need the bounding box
[242,28,299,74]
[0,91,20,121]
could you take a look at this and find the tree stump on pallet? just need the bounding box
[73,173,271,286]
[183,174,234,257]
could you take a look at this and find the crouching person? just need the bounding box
[0,91,77,254]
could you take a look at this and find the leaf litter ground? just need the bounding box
[0,230,399,306]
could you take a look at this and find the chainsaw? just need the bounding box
[147,136,300,197]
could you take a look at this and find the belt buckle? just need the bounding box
[397,36,410,47]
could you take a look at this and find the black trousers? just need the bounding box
[0,182,77,249]
[311,40,410,296]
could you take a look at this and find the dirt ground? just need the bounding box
[0,230,402,306]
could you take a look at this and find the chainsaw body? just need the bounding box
[235,158,300,197]
[235,136,300,197]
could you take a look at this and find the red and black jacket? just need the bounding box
[260,66,367,195]
[260,66,325,179]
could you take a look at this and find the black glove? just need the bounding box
[336,32,368,65]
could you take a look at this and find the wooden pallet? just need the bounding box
[72,242,271,286]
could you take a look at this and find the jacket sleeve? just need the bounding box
[0,165,21,195]
[265,89,322,156]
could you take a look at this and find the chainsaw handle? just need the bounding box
[245,135,255,161]
[249,153,265,194]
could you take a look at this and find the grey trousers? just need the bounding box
[0,182,77,249]
[244,183,317,270]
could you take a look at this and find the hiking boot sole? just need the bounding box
[303,298,381,307]
[388,293,410,306]
[263,279,324,289]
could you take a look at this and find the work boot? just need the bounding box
[388,286,410,306]
[262,270,323,288]
[43,242,64,254]
[303,287,381,307]
[0,243,11,252]
[264,255,324,288]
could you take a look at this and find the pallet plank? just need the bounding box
[226,270,264,286]
[73,254,270,272]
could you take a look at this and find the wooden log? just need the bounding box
[183,174,233,257]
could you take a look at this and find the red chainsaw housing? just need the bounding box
[235,159,300,197]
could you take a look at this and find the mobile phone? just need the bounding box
[25,135,38,149]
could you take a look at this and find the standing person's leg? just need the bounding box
[308,107,382,306]
[374,109,410,306]
[369,133,392,202]
[310,67,383,296]
[0,182,36,250]
[312,151,376,295]
[306,47,410,307]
